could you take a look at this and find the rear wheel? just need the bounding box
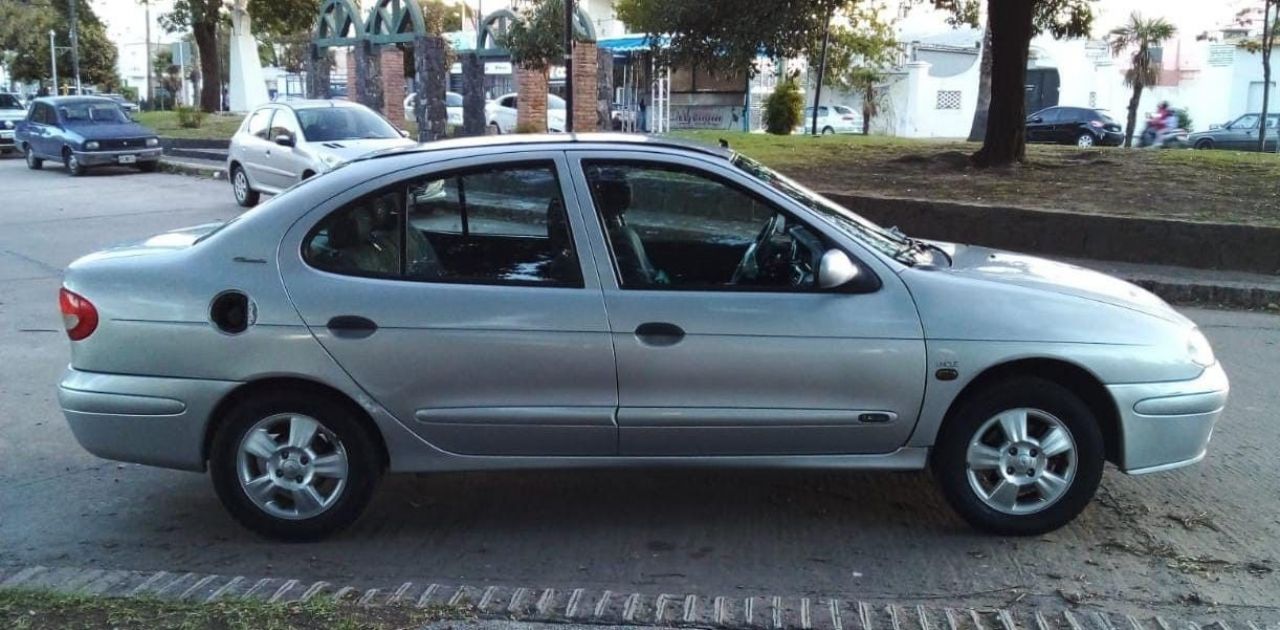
[24,145,42,170]
[63,148,86,176]
[231,165,260,207]
[932,377,1104,536]
[209,388,382,541]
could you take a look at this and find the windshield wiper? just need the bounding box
[890,229,951,267]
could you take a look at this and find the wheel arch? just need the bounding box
[936,358,1122,464]
[202,376,390,471]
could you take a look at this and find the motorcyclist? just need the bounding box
[1150,102,1177,148]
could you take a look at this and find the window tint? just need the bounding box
[1034,108,1060,123]
[304,162,582,287]
[584,161,831,292]
[246,109,273,139]
[501,96,517,108]
[0,94,22,109]
[1234,114,1260,130]
[446,92,463,107]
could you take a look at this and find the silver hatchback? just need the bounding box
[59,135,1227,541]
[227,100,416,207]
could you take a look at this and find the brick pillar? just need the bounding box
[572,42,599,131]
[516,66,548,133]
[381,46,406,124]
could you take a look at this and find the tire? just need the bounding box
[1195,139,1214,151]
[24,145,42,170]
[209,388,382,541]
[136,161,158,173]
[822,126,835,135]
[63,148,86,176]
[932,377,1105,536]
[231,165,260,208]
[1075,133,1096,149]
[489,122,502,135]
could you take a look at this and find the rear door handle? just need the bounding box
[635,322,685,347]
[326,315,378,339]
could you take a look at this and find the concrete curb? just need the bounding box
[159,157,225,180]
[1,564,1275,629]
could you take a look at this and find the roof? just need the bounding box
[32,96,116,105]
[273,99,367,111]
[356,133,731,164]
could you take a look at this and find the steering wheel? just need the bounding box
[730,213,786,285]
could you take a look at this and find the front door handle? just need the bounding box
[327,315,378,339]
[635,322,685,347]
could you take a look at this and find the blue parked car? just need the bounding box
[16,96,162,176]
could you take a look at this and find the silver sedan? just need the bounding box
[58,134,1227,541]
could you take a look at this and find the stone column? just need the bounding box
[381,46,406,124]
[353,40,384,114]
[306,45,331,100]
[515,66,548,133]
[597,47,614,131]
[414,34,450,142]
[462,54,487,136]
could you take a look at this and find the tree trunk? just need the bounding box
[1258,1,1273,152]
[968,24,993,142]
[972,0,1035,167]
[193,18,220,112]
[1124,81,1143,148]
[862,83,874,135]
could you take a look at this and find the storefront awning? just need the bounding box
[598,34,667,53]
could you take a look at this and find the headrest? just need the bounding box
[592,171,632,218]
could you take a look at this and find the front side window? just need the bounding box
[1233,114,1260,130]
[246,109,272,139]
[270,109,302,140]
[304,162,582,287]
[583,161,833,292]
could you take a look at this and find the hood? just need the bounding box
[0,108,24,122]
[63,121,156,139]
[71,222,225,265]
[308,137,418,164]
[932,242,1189,325]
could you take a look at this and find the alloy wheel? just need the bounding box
[235,413,349,521]
[233,170,249,203]
[964,408,1077,515]
[1076,134,1095,149]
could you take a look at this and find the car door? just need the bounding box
[29,102,57,157]
[278,151,618,457]
[265,107,308,188]
[1225,114,1260,150]
[565,150,927,457]
[1026,108,1055,142]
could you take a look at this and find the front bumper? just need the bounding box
[58,368,239,471]
[1107,362,1229,474]
[73,148,162,166]
[1098,130,1125,146]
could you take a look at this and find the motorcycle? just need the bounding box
[1138,117,1188,149]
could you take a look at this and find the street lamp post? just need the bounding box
[49,30,59,95]
[68,0,82,94]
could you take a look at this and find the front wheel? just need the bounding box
[932,377,1104,536]
[231,165,260,208]
[64,149,86,176]
[209,389,382,541]
[1075,133,1096,149]
[1195,139,1214,151]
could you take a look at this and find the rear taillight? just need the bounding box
[59,288,98,341]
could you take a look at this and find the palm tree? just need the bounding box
[1108,14,1177,148]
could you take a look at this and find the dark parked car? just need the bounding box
[1187,113,1279,151]
[15,96,162,176]
[1026,107,1124,148]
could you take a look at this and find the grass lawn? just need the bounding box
[675,131,1280,227]
[0,588,468,630]
[136,111,245,140]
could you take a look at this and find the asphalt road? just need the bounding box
[0,156,1277,616]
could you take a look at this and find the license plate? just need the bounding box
[0,131,12,139]
[118,155,137,164]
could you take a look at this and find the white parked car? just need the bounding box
[487,92,566,134]
[799,105,865,135]
[227,100,416,207]
[403,91,464,128]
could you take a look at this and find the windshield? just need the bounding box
[0,94,22,109]
[731,153,920,263]
[59,102,129,123]
[446,92,463,107]
[549,95,566,110]
[296,106,400,142]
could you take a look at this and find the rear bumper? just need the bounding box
[58,368,239,471]
[73,148,162,166]
[1107,362,1229,474]
[0,130,13,147]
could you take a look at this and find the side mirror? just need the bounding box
[274,133,295,147]
[1209,123,1222,131]
[818,249,860,290]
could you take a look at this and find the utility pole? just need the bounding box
[49,30,59,95]
[563,0,574,132]
[68,0,82,93]
[810,7,833,136]
[144,1,153,109]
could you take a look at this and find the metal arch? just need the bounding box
[476,8,519,58]
[476,4,597,58]
[313,0,365,48]
[364,0,427,45]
